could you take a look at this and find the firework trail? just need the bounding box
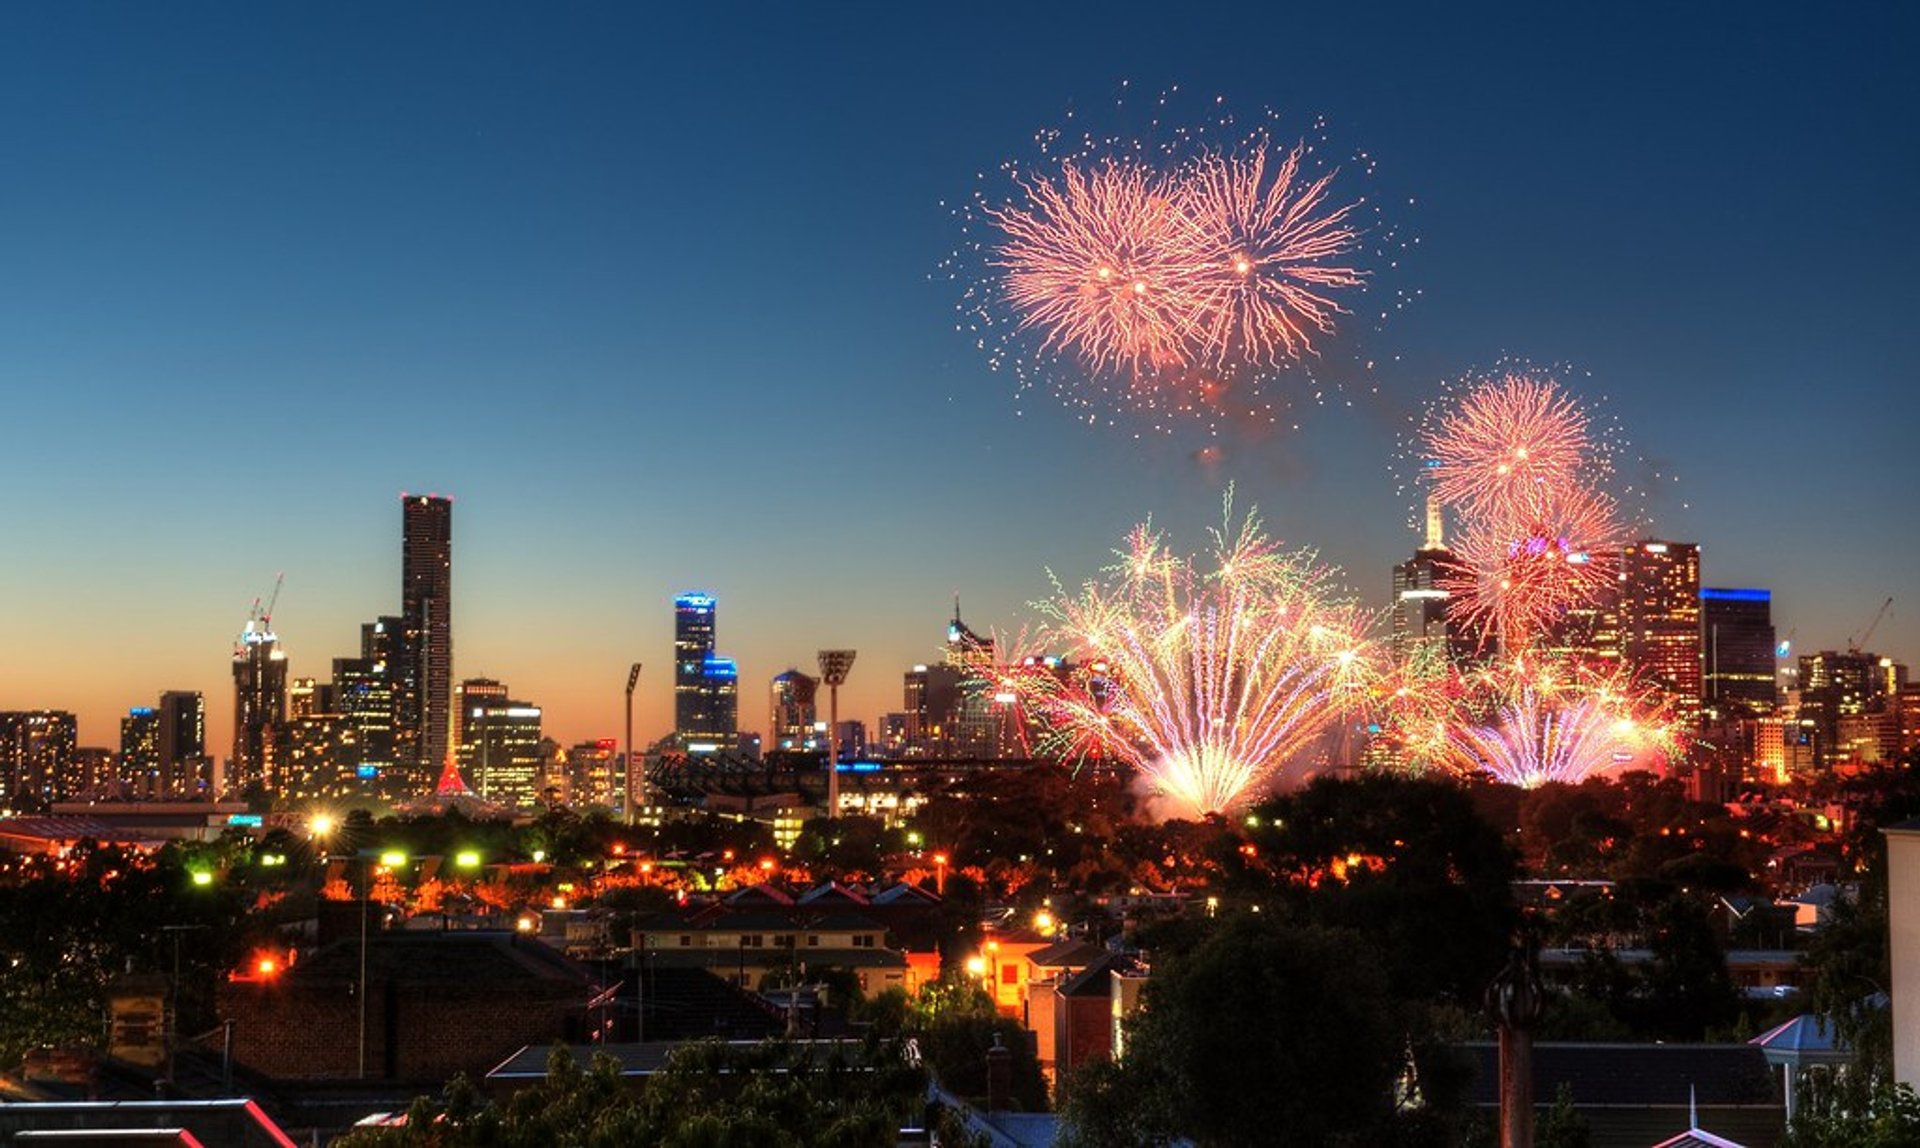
[1000,501,1378,817]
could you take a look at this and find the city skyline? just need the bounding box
[1,6,1914,757]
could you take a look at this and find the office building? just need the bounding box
[771,669,819,750]
[1701,588,1777,716]
[399,494,453,793]
[157,691,209,799]
[333,651,394,793]
[1616,541,1702,720]
[230,610,289,799]
[456,678,511,774]
[1390,490,1480,665]
[463,695,545,808]
[673,592,738,751]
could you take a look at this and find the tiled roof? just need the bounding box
[1460,1042,1777,1108]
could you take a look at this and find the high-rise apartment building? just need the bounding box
[1797,650,1905,768]
[230,610,289,798]
[156,690,209,798]
[0,711,77,812]
[1616,541,1702,720]
[333,649,394,792]
[1701,588,1777,716]
[120,707,160,796]
[771,669,820,750]
[400,494,453,791]
[673,592,738,751]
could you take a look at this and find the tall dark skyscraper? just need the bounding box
[770,669,819,750]
[1701,588,1777,715]
[400,494,453,790]
[230,609,288,799]
[156,690,208,798]
[0,711,77,812]
[120,707,160,795]
[673,592,737,751]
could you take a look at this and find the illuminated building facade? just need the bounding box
[1390,491,1477,665]
[120,707,160,796]
[1616,540,1702,720]
[464,696,544,808]
[1701,588,1777,716]
[333,652,394,794]
[455,678,510,774]
[230,614,289,799]
[673,592,738,751]
[771,669,819,750]
[565,739,620,808]
[399,494,453,793]
[0,711,77,812]
[1797,650,1907,768]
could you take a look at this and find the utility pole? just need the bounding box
[625,663,643,820]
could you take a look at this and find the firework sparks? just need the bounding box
[1446,664,1677,788]
[1181,142,1364,370]
[1419,372,1604,527]
[950,93,1399,432]
[1442,483,1624,651]
[1003,502,1377,817]
[989,158,1201,380]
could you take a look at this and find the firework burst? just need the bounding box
[1002,501,1378,817]
[1444,659,1679,787]
[1418,371,1607,527]
[949,91,1408,433]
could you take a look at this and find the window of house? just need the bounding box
[852,934,875,948]
[744,934,764,948]
[1002,965,1019,985]
[679,935,691,947]
[807,935,819,947]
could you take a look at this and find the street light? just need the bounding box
[340,848,407,1080]
[817,650,856,820]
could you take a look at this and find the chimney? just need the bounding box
[985,1032,1012,1112]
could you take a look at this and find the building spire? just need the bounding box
[1424,490,1445,551]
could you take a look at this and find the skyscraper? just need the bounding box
[400,494,453,790]
[0,711,77,812]
[463,692,545,808]
[120,707,160,797]
[1701,588,1777,716]
[1390,490,1476,666]
[673,592,738,751]
[1616,541,1702,721]
[770,669,819,749]
[230,609,289,799]
[156,690,208,798]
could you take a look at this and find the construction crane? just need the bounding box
[1848,596,1894,654]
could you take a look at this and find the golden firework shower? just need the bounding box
[997,498,1378,817]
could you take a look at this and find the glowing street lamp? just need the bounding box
[931,852,948,896]
[454,850,481,870]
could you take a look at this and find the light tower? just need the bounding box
[817,650,856,819]
[625,662,642,820]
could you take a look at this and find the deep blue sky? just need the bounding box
[2,4,1914,752]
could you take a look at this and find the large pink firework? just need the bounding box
[1442,483,1624,652]
[988,158,1201,380]
[1180,142,1364,370]
[1420,373,1601,527]
[956,103,1381,429]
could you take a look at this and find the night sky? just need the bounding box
[2,4,1914,754]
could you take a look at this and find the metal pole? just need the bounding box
[816,651,855,820]
[625,663,642,820]
[358,858,368,1080]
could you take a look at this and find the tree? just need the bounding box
[1240,774,1519,1005]
[1060,915,1404,1147]
[1781,1070,1920,1148]
[337,1040,927,1148]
